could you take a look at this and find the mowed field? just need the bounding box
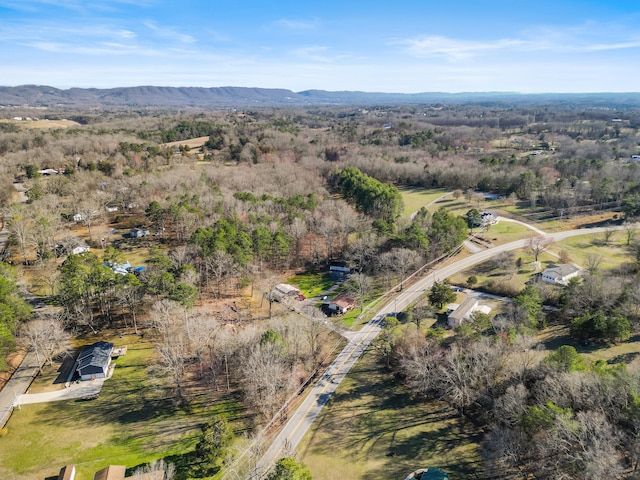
[398,187,450,216]
[298,347,484,480]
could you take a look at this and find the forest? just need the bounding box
[1,100,640,479]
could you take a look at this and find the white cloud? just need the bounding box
[143,20,196,44]
[398,35,526,60]
[290,46,332,63]
[275,18,319,30]
[398,26,640,61]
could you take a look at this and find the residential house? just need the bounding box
[447,297,479,328]
[75,341,114,381]
[56,236,90,256]
[481,211,498,226]
[328,292,357,314]
[272,283,304,301]
[541,263,582,286]
[67,237,90,255]
[130,228,149,238]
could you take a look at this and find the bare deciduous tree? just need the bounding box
[20,316,70,371]
[526,235,552,264]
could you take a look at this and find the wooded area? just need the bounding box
[2,100,640,479]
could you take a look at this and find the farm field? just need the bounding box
[0,119,81,129]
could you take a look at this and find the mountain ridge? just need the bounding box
[1,85,639,108]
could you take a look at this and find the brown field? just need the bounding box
[0,119,80,129]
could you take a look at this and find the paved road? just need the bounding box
[255,224,627,477]
[0,351,41,429]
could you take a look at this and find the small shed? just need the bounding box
[75,341,114,381]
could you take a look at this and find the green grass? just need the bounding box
[482,221,531,245]
[553,233,633,271]
[299,346,484,479]
[287,271,335,298]
[537,325,640,370]
[398,187,449,216]
[0,334,244,480]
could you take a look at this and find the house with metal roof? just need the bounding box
[447,297,480,328]
[75,341,114,381]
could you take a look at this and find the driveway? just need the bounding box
[17,377,107,405]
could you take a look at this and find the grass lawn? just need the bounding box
[481,221,531,245]
[0,333,243,480]
[298,348,484,480]
[398,187,449,216]
[552,232,633,271]
[537,325,640,369]
[287,271,335,298]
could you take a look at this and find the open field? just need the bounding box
[551,232,633,270]
[298,347,484,480]
[161,136,209,149]
[0,119,81,129]
[538,324,640,369]
[0,333,243,480]
[398,188,448,216]
[287,271,334,298]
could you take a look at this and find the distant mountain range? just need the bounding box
[1,85,639,108]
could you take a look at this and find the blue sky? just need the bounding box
[1,0,639,92]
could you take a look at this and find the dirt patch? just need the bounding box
[161,136,210,149]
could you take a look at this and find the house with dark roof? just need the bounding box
[75,341,114,381]
[541,263,582,286]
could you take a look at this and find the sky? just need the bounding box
[1,0,640,93]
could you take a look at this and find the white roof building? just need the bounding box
[541,263,582,286]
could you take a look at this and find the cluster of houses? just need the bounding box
[446,263,583,328]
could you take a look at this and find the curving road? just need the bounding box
[255,224,628,477]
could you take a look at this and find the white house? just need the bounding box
[71,243,90,255]
[447,296,480,328]
[541,263,582,286]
